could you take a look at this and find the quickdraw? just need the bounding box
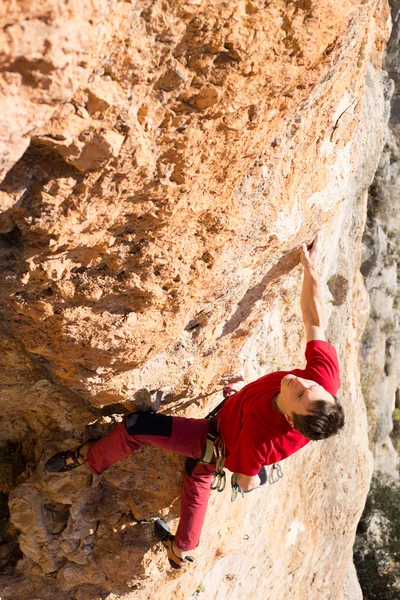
[269,462,283,484]
[230,477,243,502]
[210,441,226,492]
[211,470,226,492]
[215,442,225,474]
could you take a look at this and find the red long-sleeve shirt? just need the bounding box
[217,340,341,476]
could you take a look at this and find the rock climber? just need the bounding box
[45,232,344,569]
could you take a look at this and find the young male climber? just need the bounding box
[46,232,344,569]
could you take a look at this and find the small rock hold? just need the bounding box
[185,319,201,331]
[195,87,219,109]
[86,79,125,114]
[68,129,126,172]
[327,274,349,307]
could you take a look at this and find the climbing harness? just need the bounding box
[196,385,284,497]
[197,418,220,465]
[196,386,235,492]
[198,386,234,465]
[196,414,227,493]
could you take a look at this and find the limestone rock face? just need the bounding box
[0,1,391,599]
[354,1,400,596]
[0,0,111,182]
[359,0,400,479]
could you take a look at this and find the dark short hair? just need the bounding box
[292,396,345,440]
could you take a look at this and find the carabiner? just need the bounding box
[211,472,220,490]
[269,462,283,484]
[217,470,226,492]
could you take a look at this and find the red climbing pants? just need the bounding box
[86,415,216,551]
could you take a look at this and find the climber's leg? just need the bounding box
[174,461,216,552]
[87,412,215,558]
[86,412,209,475]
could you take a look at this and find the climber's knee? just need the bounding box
[125,411,173,437]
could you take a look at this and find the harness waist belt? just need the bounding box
[197,419,220,465]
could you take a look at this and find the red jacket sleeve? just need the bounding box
[303,340,341,396]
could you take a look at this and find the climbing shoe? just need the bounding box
[45,445,86,472]
[154,519,194,569]
[45,439,98,473]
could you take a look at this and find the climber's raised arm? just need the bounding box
[300,232,326,342]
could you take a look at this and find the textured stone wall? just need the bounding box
[354,1,400,596]
[360,0,400,478]
[0,1,391,599]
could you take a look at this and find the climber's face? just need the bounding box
[279,374,334,425]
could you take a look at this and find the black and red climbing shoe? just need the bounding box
[154,519,194,569]
[45,445,87,472]
[45,439,99,473]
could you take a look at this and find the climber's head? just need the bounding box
[277,374,345,440]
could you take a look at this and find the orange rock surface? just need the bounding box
[0,1,391,599]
